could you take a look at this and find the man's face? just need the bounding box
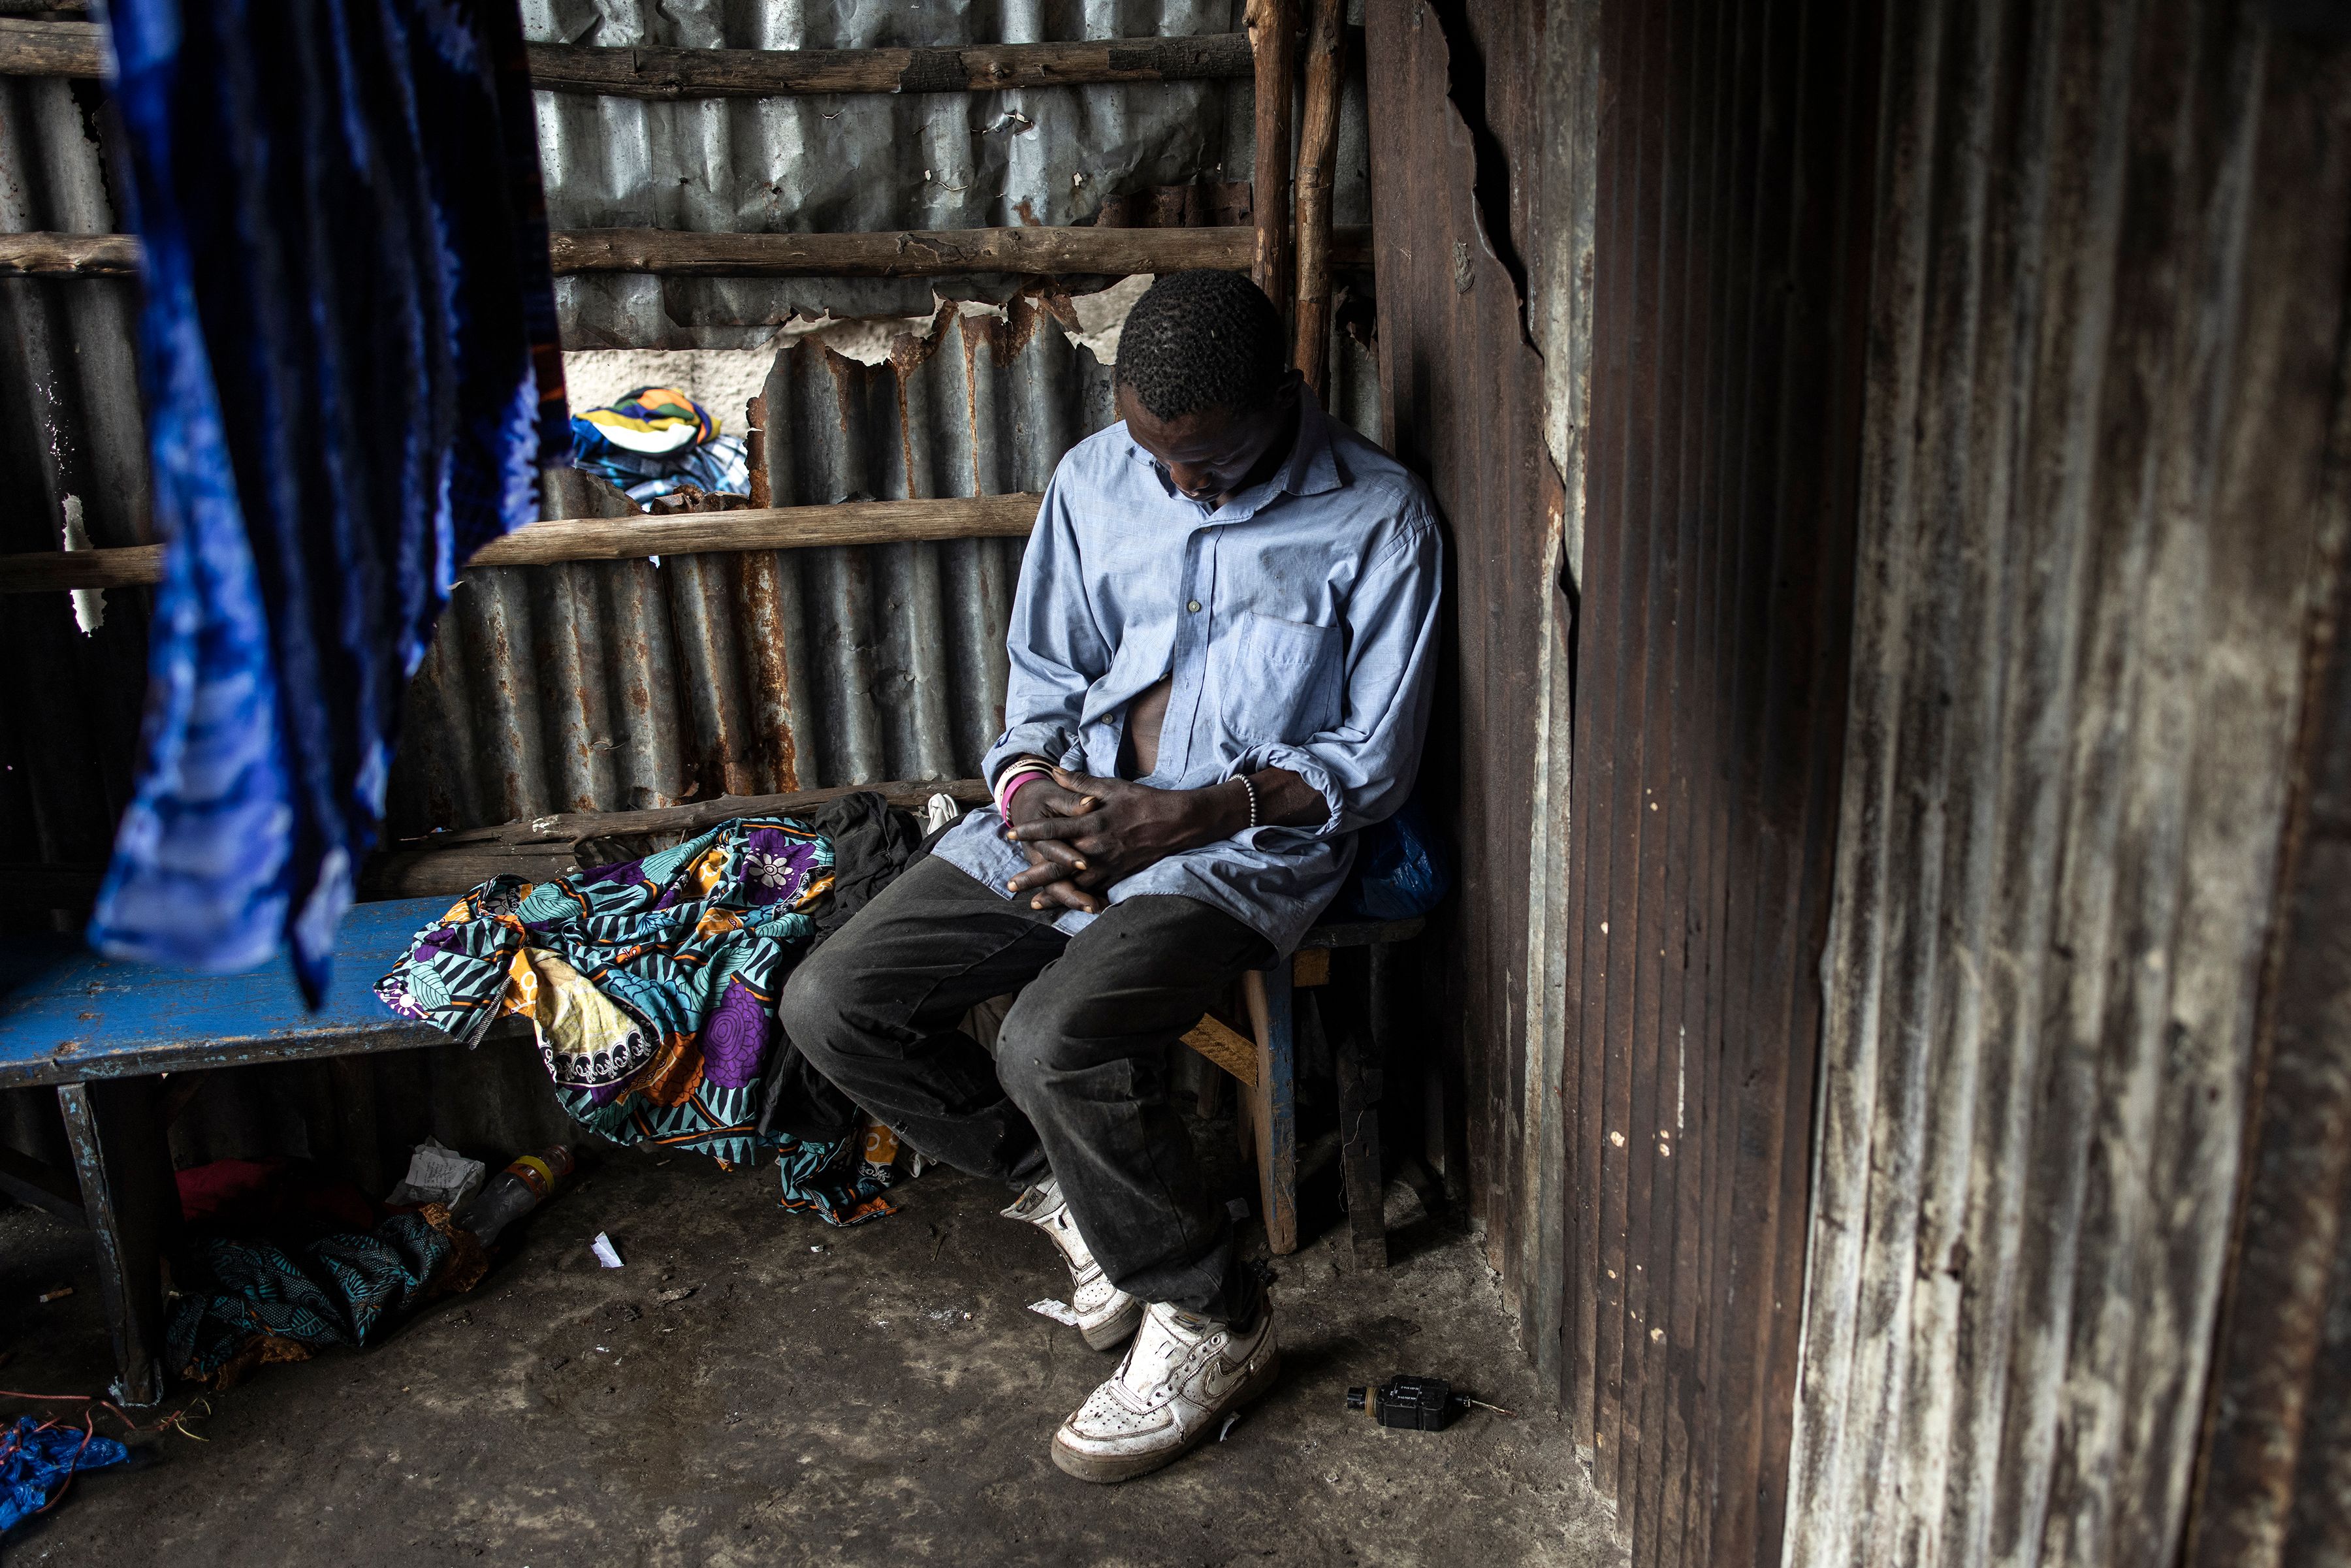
[1116,377,1300,507]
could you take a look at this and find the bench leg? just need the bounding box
[58,1080,175,1407]
[1241,967,1298,1256]
[1331,953,1389,1270]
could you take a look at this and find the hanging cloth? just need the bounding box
[88,0,568,1003]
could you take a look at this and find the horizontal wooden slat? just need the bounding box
[0,543,162,591]
[524,33,1255,97]
[0,18,91,75]
[1183,1014,1261,1089]
[0,224,1374,281]
[362,778,990,899]
[0,230,136,276]
[467,493,1041,566]
[545,225,1377,277]
[0,20,1254,96]
[0,496,1042,594]
[5,780,991,913]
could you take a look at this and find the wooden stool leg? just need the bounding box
[1332,953,1388,1270]
[59,1078,176,1406]
[1241,967,1298,1255]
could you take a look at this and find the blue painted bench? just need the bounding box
[0,895,1422,1402]
[0,897,464,1405]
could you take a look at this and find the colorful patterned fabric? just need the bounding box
[773,1121,901,1228]
[377,818,836,1168]
[89,0,567,1004]
[573,385,717,453]
[165,1208,488,1388]
[570,387,751,507]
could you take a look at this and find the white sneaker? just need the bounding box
[1001,1177,1144,1351]
[1050,1298,1281,1484]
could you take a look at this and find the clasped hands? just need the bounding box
[998,766,1246,915]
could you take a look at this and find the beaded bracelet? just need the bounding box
[1234,771,1259,831]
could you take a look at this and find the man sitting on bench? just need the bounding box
[781,270,1442,1483]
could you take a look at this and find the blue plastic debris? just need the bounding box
[0,1415,131,1534]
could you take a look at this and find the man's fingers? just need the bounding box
[1006,815,1092,847]
[1048,767,1110,806]
[1029,880,1104,915]
[1023,836,1087,872]
[1035,783,1101,816]
[1006,859,1074,894]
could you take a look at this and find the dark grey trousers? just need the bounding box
[778,854,1270,1321]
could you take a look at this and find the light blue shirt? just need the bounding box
[933,393,1444,955]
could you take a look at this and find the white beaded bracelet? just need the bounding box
[1234,771,1258,831]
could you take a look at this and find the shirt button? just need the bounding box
[1188,600,1202,613]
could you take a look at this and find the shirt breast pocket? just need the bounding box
[1213,611,1344,744]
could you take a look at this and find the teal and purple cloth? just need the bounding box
[165,1211,483,1386]
[376,816,898,1224]
[89,0,567,1004]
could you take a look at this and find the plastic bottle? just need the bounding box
[453,1145,575,1245]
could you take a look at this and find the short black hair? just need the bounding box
[1113,270,1287,421]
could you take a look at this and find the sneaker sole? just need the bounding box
[1080,1297,1145,1352]
[1048,1349,1283,1485]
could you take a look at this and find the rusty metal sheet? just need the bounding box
[1783,7,2351,1568]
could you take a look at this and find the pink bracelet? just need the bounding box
[999,767,1049,816]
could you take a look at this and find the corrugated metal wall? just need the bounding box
[1364,0,1555,1272]
[2187,492,2351,1568]
[1535,1,1881,1565]
[0,1,1378,1169]
[3,0,1383,850]
[1783,7,2351,1568]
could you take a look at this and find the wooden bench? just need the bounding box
[0,897,467,1405]
[1180,916,1423,1269]
[1,895,1422,1403]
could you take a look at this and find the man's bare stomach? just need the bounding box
[1118,675,1174,779]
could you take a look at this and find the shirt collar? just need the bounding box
[1123,387,1347,513]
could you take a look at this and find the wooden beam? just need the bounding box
[1290,0,1345,402]
[546,225,1267,278]
[362,778,988,899]
[0,543,162,592]
[0,231,137,276]
[1245,0,1296,320]
[524,33,1254,97]
[1182,1013,1260,1090]
[1,225,1369,283]
[0,495,1042,594]
[467,492,1040,566]
[0,18,93,76]
[0,20,1253,96]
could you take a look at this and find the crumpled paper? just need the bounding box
[386,1137,486,1210]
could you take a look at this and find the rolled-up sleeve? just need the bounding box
[982,475,1111,788]
[1234,512,1443,837]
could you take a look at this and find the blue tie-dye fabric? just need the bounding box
[88,0,567,1004]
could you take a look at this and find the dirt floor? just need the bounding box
[1,1117,1625,1567]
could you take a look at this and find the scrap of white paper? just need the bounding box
[1027,1299,1080,1327]
[590,1232,625,1268]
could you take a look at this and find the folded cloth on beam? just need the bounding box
[570,386,750,508]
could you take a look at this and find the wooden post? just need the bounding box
[1290,0,1344,401]
[1241,965,1299,1255]
[58,1079,176,1406]
[1245,0,1296,325]
[1328,950,1389,1270]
